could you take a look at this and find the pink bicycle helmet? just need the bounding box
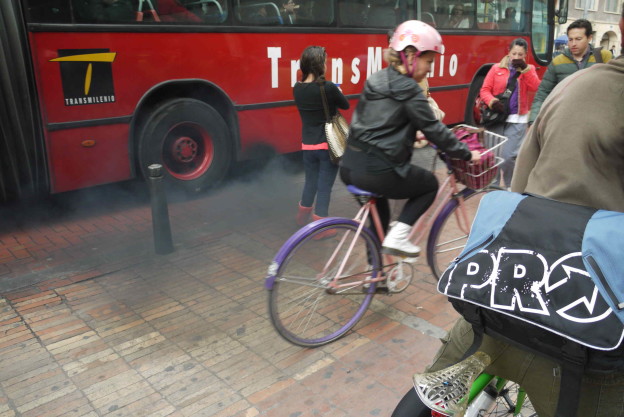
[390,20,445,55]
[389,20,444,77]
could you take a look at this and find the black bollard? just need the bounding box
[147,164,174,254]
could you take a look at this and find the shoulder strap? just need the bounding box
[505,71,521,92]
[319,83,331,123]
[593,46,603,63]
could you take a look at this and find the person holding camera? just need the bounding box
[479,38,540,189]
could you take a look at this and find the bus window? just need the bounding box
[475,0,498,29]
[436,2,474,29]
[26,0,72,23]
[473,1,527,31]
[180,0,229,23]
[531,0,550,63]
[237,0,284,24]
[71,0,136,23]
[338,0,367,26]
[365,0,398,27]
[236,0,333,25]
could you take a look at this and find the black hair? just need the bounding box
[567,18,593,37]
[509,37,528,52]
[299,46,326,83]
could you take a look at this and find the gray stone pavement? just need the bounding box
[0,148,462,417]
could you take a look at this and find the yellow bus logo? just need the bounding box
[51,49,117,106]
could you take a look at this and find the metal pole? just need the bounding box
[147,164,174,254]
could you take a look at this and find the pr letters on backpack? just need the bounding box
[441,247,623,350]
[438,191,624,351]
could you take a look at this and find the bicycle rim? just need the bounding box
[268,221,381,347]
[482,381,537,417]
[427,188,497,280]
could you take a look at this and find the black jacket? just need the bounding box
[293,81,350,145]
[346,66,471,177]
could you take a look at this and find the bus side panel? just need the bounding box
[47,125,132,193]
[236,98,357,157]
[429,89,468,125]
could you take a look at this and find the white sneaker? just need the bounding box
[381,222,421,258]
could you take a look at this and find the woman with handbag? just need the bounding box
[479,38,541,189]
[339,20,481,257]
[293,46,349,234]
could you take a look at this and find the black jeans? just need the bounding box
[339,163,438,239]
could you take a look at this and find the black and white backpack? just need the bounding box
[438,191,624,417]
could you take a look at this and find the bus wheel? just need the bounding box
[465,74,485,126]
[138,98,232,193]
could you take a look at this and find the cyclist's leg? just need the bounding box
[385,165,438,225]
[314,150,339,217]
[301,150,320,208]
[576,371,624,417]
[431,318,556,416]
[339,166,391,240]
[426,318,477,373]
[365,165,437,255]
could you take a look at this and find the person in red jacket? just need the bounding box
[479,38,540,189]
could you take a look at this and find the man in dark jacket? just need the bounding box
[529,19,612,124]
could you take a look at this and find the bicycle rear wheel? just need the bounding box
[267,218,382,347]
[483,381,537,417]
[427,187,501,280]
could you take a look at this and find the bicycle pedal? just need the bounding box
[362,281,390,294]
[374,284,389,294]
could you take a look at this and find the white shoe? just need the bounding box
[381,222,421,258]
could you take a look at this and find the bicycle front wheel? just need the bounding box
[427,187,500,280]
[267,218,382,347]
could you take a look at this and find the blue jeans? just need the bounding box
[301,150,339,217]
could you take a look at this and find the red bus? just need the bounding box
[0,0,567,202]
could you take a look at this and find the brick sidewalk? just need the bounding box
[0,150,461,417]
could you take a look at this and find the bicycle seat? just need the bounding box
[347,185,383,198]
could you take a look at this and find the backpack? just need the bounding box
[438,191,624,417]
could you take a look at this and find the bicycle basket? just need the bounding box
[449,125,507,190]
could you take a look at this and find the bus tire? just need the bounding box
[465,74,486,126]
[137,98,232,193]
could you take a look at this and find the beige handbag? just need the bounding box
[320,84,349,164]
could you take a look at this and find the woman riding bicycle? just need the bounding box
[339,20,481,258]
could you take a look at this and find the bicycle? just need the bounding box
[265,125,507,348]
[402,351,537,417]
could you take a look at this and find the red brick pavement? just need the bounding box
[0,151,463,417]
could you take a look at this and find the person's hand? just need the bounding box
[511,59,527,71]
[470,150,481,162]
[491,100,505,113]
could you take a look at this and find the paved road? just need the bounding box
[0,149,461,417]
